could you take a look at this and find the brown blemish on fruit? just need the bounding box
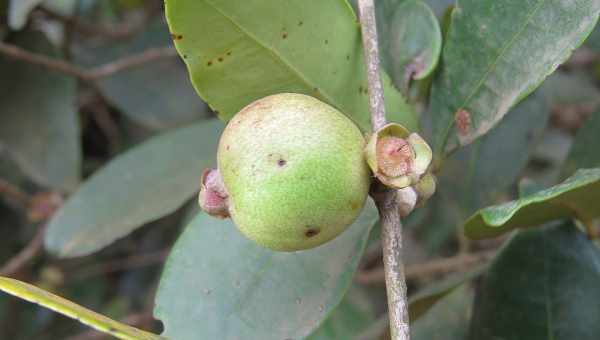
[227,51,232,56]
[218,57,224,62]
[242,100,271,114]
[171,34,183,40]
[282,32,288,39]
[277,159,287,167]
[183,54,188,59]
[454,109,471,136]
[207,61,213,66]
[305,228,320,238]
[298,21,304,26]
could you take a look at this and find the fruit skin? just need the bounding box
[217,93,370,251]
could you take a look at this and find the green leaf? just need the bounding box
[45,119,223,258]
[408,266,484,321]
[464,168,600,239]
[164,0,416,132]
[441,92,549,214]
[563,111,600,177]
[469,222,600,340]
[7,0,41,29]
[424,0,456,17]
[422,92,548,249]
[0,276,165,340]
[75,21,207,130]
[154,199,378,340]
[430,0,600,156]
[307,285,375,340]
[0,30,80,191]
[388,0,442,84]
[412,284,473,340]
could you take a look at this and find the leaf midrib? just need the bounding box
[203,0,345,114]
[439,0,547,151]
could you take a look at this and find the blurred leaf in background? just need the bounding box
[45,120,223,257]
[469,222,600,340]
[0,30,80,191]
[75,20,208,130]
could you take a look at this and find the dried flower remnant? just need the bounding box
[365,123,432,189]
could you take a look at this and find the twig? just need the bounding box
[357,1,410,339]
[0,224,47,277]
[69,249,169,281]
[0,41,177,82]
[37,3,161,41]
[356,250,497,285]
[0,41,89,79]
[88,47,178,79]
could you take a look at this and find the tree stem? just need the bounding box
[357,1,410,339]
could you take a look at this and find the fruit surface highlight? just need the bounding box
[215,93,370,251]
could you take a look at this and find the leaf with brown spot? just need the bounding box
[429,0,600,156]
[165,0,416,132]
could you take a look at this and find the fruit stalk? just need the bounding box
[357,1,411,339]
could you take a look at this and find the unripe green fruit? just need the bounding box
[217,93,370,251]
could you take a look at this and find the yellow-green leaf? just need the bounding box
[164,0,416,132]
[0,276,165,340]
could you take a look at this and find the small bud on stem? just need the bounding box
[198,168,230,218]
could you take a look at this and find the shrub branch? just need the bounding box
[357,1,410,339]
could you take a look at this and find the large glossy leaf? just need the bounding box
[307,285,375,340]
[45,119,223,258]
[388,0,442,84]
[412,284,473,340]
[464,168,600,239]
[75,21,207,130]
[154,199,378,340]
[430,0,600,156]
[469,222,600,340]
[562,111,600,176]
[164,0,417,132]
[0,30,80,191]
[0,277,165,340]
